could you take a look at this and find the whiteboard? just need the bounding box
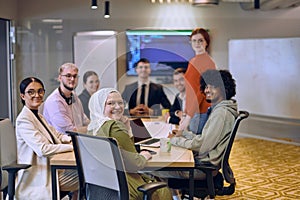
[73,31,117,94]
[229,38,300,119]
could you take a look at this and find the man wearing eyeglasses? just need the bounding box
[43,62,90,134]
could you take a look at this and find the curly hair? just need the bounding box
[200,69,236,100]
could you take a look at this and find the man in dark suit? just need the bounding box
[122,58,171,116]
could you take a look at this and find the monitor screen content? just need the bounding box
[126,30,194,76]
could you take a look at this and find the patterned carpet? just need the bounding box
[216,138,300,200]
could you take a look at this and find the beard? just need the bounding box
[63,82,75,91]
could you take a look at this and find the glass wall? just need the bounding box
[0,18,12,119]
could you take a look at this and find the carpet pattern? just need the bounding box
[216,138,300,199]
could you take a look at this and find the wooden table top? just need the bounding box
[50,145,194,168]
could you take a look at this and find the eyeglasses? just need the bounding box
[61,74,79,79]
[105,100,125,107]
[25,88,45,97]
[191,39,205,44]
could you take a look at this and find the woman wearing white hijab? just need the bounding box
[87,88,172,200]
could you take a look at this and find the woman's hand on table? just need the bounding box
[61,136,72,143]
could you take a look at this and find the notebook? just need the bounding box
[129,118,160,147]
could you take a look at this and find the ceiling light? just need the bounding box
[42,19,63,23]
[52,25,63,30]
[75,31,116,36]
[192,0,219,6]
[104,1,110,18]
[91,0,98,9]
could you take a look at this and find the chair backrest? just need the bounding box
[221,111,249,184]
[0,118,17,190]
[68,131,129,200]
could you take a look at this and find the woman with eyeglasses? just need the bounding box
[15,77,78,200]
[88,88,172,200]
[179,28,217,135]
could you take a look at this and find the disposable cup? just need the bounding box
[160,138,171,153]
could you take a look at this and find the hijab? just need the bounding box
[87,88,119,135]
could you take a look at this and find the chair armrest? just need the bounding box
[137,181,167,199]
[195,161,219,171]
[2,164,31,200]
[2,164,31,172]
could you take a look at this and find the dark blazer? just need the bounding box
[122,82,171,115]
[169,93,183,125]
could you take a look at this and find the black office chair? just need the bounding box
[168,111,249,200]
[0,118,31,200]
[67,131,168,200]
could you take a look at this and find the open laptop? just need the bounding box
[130,118,160,147]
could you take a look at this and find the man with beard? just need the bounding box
[152,69,238,180]
[43,62,90,134]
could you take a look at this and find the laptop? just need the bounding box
[129,118,160,147]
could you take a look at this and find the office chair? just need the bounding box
[68,131,168,200]
[168,111,249,200]
[0,118,31,200]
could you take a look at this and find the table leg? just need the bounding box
[51,166,58,200]
[189,168,194,200]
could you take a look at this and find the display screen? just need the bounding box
[126,30,194,76]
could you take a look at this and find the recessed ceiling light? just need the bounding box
[52,25,63,29]
[192,0,219,6]
[42,19,63,23]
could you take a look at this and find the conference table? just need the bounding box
[50,118,196,200]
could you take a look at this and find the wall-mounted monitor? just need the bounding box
[126,29,194,76]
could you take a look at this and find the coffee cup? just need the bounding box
[160,138,171,153]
